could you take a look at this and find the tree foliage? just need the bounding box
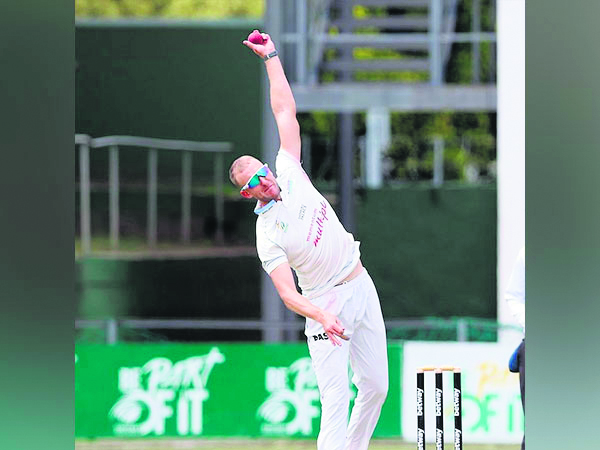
[76,0,264,18]
[382,112,496,183]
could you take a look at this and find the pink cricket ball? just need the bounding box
[248,30,265,45]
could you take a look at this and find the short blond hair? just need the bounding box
[228,155,261,187]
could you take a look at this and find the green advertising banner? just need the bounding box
[75,343,402,439]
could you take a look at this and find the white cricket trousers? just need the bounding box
[305,269,388,450]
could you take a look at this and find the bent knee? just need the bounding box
[364,377,388,402]
[375,379,388,401]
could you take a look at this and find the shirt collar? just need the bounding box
[254,199,277,215]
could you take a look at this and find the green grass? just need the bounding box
[75,438,520,450]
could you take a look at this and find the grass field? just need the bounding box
[76,439,520,450]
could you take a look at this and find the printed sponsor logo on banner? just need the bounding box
[468,361,523,434]
[257,357,357,436]
[454,388,461,416]
[416,388,424,416]
[417,428,425,450]
[257,357,320,436]
[436,429,443,449]
[108,347,225,437]
[454,428,462,448]
[435,388,442,415]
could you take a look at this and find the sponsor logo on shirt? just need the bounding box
[305,201,328,246]
[306,209,317,243]
[311,333,329,341]
[298,204,307,221]
[312,201,328,247]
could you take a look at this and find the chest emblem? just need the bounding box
[275,220,288,232]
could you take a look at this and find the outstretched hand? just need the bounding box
[242,30,276,59]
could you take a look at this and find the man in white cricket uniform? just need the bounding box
[229,31,389,450]
[505,247,525,449]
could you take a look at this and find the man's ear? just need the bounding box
[240,190,252,199]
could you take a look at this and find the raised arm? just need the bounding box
[243,30,301,161]
[269,263,348,346]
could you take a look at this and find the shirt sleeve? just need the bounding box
[276,149,306,178]
[505,248,525,329]
[256,226,288,274]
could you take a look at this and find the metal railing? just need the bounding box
[76,134,232,256]
[75,316,521,345]
[278,0,495,86]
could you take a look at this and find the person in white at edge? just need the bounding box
[229,30,389,450]
[505,247,525,449]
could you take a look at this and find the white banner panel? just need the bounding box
[402,342,523,444]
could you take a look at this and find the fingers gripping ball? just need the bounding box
[248,30,266,45]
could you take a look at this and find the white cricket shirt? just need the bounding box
[255,150,360,299]
[505,247,525,331]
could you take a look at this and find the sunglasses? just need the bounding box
[240,163,270,193]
